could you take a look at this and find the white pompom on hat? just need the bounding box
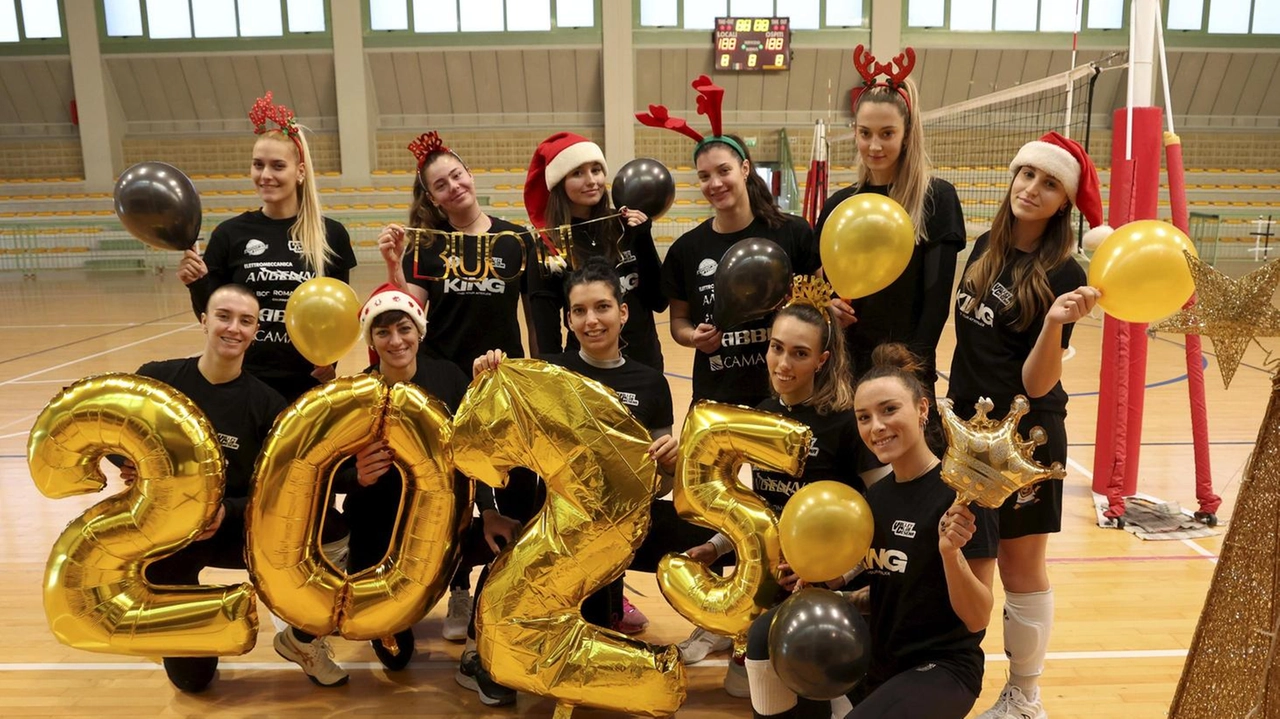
[1009,131,1114,250]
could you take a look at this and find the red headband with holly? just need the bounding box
[636,74,748,162]
[849,45,916,113]
[249,91,302,155]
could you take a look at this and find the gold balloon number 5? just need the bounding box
[451,361,687,718]
[247,376,468,640]
[657,401,812,643]
[26,374,257,656]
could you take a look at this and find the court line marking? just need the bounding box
[0,322,192,329]
[8,378,78,385]
[0,648,1190,672]
[0,324,195,388]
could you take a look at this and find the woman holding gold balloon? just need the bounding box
[747,343,998,719]
[178,92,357,404]
[815,46,964,455]
[376,131,541,645]
[649,75,820,407]
[127,284,352,692]
[949,132,1106,719]
[522,132,668,371]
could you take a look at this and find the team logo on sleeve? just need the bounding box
[244,239,267,256]
[697,259,718,277]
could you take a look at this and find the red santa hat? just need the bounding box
[523,132,608,229]
[1009,131,1114,250]
[358,283,426,365]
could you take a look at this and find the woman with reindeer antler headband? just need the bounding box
[815,46,966,458]
[650,75,821,408]
[178,91,357,404]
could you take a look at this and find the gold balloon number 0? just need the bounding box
[27,374,257,656]
[247,376,468,640]
[452,361,686,718]
[657,401,812,643]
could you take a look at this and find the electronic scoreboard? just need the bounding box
[713,17,790,71]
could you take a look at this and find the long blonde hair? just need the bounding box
[852,77,932,243]
[961,180,1076,332]
[258,127,333,275]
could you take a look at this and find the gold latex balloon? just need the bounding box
[937,396,1067,509]
[1088,219,1198,323]
[247,375,467,640]
[778,481,874,583]
[26,374,257,656]
[819,192,915,300]
[451,360,687,719]
[284,277,362,366]
[657,401,811,643]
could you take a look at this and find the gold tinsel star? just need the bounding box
[1150,253,1280,389]
[937,396,1066,509]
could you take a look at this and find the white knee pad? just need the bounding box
[746,658,799,716]
[1003,589,1054,679]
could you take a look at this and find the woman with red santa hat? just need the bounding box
[523,131,667,372]
[948,131,1109,719]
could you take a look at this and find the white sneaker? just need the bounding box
[442,588,472,642]
[273,630,348,687]
[676,626,733,664]
[723,655,749,698]
[976,683,1047,719]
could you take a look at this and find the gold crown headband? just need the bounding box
[783,275,838,350]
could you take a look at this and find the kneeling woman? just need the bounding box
[746,344,998,719]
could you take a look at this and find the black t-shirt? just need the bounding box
[527,219,668,371]
[751,398,864,512]
[135,357,287,523]
[660,214,820,406]
[863,464,998,696]
[189,211,357,382]
[402,216,533,376]
[948,233,1086,416]
[540,352,674,433]
[815,178,965,381]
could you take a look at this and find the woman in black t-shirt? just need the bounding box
[377,131,537,378]
[948,132,1104,719]
[179,92,357,404]
[746,344,998,719]
[814,51,965,454]
[523,132,668,371]
[659,131,820,407]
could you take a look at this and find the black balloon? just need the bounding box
[712,237,792,329]
[113,161,202,251]
[611,158,675,220]
[768,588,871,700]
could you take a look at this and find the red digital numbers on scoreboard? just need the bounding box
[713,17,789,72]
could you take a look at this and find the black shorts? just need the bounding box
[996,410,1068,539]
[845,661,977,719]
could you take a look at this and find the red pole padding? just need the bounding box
[1092,107,1163,515]
[1163,132,1220,515]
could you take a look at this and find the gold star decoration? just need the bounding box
[937,396,1067,509]
[1150,253,1280,390]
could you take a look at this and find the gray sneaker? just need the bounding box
[442,588,472,642]
[456,650,516,706]
[676,626,733,664]
[273,630,349,687]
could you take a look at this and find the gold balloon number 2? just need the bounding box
[452,361,686,718]
[26,374,257,656]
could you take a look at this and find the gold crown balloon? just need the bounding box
[937,396,1066,508]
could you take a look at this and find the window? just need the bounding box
[1255,0,1280,32]
[1087,0,1123,29]
[502,0,549,32]
[950,0,992,30]
[825,0,861,26]
[684,0,726,29]
[1206,0,1249,33]
[370,0,409,30]
[459,0,504,31]
[413,0,456,32]
[1167,0,1203,30]
[908,0,944,27]
[640,0,677,26]
[376,0,592,32]
[19,0,59,38]
[0,1,18,41]
[994,0,1034,31]
[776,0,819,29]
[104,0,324,38]
[556,0,594,28]
[641,0,863,29]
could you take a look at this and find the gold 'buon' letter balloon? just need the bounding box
[937,396,1066,508]
[819,192,915,300]
[451,360,686,718]
[657,401,812,643]
[247,375,467,639]
[26,374,257,656]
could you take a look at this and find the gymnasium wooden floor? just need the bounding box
[0,259,1269,718]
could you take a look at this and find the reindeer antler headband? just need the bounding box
[407,130,461,172]
[636,74,747,162]
[249,91,302,154]
[850,45,917,112]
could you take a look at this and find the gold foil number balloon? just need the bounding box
[26,374,257,656]
[247,375,467,640]
[451,360,687,718]
[657,401,812,643]
[937,396,1067,508]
